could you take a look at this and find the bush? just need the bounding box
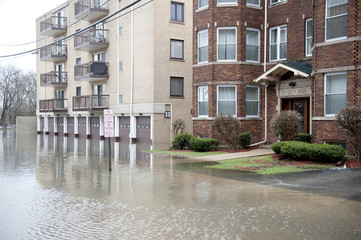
[293,133,312,143]
[213,113,242,150]
[170,133,192,150]
[336,106,361,162]
[270,111,301,141]
[189,137,219,152]
[273,141,345,163]
[239,132,251,149]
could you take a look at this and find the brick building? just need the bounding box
[192,0,360,154]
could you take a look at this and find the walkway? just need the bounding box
[191,144,274,162]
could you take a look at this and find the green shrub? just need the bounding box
[293,133,312,143]
[189,137,219,152]
[275,141,345,163]
[239,132,251,149]
[171,133,192,150]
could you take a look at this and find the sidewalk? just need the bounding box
[190,145,274,162]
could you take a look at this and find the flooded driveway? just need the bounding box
[1,130,361,239]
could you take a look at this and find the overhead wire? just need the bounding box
[0,0,142,58]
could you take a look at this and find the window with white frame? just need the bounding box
[246,86,259,117]
[218,0,237,4]
[305,19,313,56]
[198,86,208,117]
[198,30,208,63]
[270,25,287,61]
[217,86,236,116]
[246,28,260,62]
[170,77,184,97]
[217,27,237,61]
[198,0,208,9]
[325,72,346,115]
[326,0,348,40]
[171,2,184,23]
[247,0,259,5]
[93,52,106,62]
[270,0,286,4]
[170,39,184,59]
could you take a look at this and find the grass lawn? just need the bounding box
[143,150,228,157]
[206,155,335,174]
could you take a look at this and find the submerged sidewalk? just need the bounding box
[191,145,274,162]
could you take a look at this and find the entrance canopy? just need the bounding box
[254,61,311,83]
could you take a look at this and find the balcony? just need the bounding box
[74,62,109,81]
[74,28,109,51]
[39,99,68,112]
[40,44,67,62]
[73,95,109,111]
[74,0,109,21]
[40,16,67,36]
[40,72,68,87]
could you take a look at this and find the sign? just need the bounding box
[104,109,114,138]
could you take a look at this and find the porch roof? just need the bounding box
[254,61,311,83]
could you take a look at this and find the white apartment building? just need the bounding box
[36,0,193,147]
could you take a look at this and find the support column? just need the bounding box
[37,116,41,134]
[86,116,91,139]
[74,116,79,138]
[129,116,137,139]
[44,117,49,135]
[54,117,58,135]
[115,116,120,141]
[100,116,104,139]
[64,117,68,136]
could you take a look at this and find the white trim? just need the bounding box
[197,0,209,10]
[254,62,309,82]
[216,0,238,7]
[269,25,287,62]
[270,0,286,6]
[217,85,237,116]
[217,27,237,62]
[246,27,260,63]
[246,0,260,7]
[198,86,209,117]
[324,72,347,116]
[325,0,348,41]
[305,18,312,57]
[246,85,260,117]
[198,29,209,64]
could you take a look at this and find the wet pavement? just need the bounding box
[0,129,361,240]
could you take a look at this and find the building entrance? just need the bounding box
[281,98,310,134]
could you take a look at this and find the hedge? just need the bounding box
[189,137,219,152]
[293,133,312,143]
[170,133,192,150]
[239,132,251,149]
[271,141,345,163]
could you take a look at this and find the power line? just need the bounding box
[0,0,142,58]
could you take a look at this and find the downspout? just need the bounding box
[250,2,268,147]
[129,0,135,143]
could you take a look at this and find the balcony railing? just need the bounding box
[40,16,67,36]
[40,72,68,87]
[73,95,109,111]
[74,0,109,21]
[39,99,68,112]
[74,28,109,51]
[40,44,67,62]
[74,62,109,81]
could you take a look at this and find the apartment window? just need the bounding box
[270,0,286,4]
[170,39,184,60]
[171,2,184,23]
[247,0,259,5]
[325,72,346,115]
[198,86,208,117]
[217,86,236,116]
[76,58,81,65]
[76,87,81,97]
[93,52,106,62]
[218,0,237,4]
[198,30,208,63]
[217,27,237,61]
[198,0,208,9]
[119,62,123,71]
[305,19,313,56]
[119,95,123,104]
[246,86,259,117]
[246,28,260,62]
[326,0,348,40]
[170,77,184,97]
[270,25,287,61]
[119,26,123,36]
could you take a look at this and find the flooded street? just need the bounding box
[1,130,361,240]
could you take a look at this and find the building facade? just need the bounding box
[36,0,193,147]
[193,0,360,154]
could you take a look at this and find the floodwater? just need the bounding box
[0,129,361,240]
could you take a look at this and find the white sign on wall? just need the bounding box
[104,109,114,138]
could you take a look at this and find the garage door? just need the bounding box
[40,117,44,133]
[57,117,64,135]
[90,117,100,138]
[48,117,54,134]
[119,117,130,141]
[136,116,151,142]
[78,117,86,138]
[67,117,74,137]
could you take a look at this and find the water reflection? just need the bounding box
[0,130,361,239]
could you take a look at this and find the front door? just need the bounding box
[282,98,309,134]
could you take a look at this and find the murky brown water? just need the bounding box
[1,129,361,240]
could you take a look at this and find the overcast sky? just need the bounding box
[0,0,66,72]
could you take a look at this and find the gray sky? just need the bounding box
[0,0,66,72]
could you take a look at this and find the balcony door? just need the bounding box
[282,98,310,134]
[55,90,65,109]
[93,84,106,107]
[55,63,64,83]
